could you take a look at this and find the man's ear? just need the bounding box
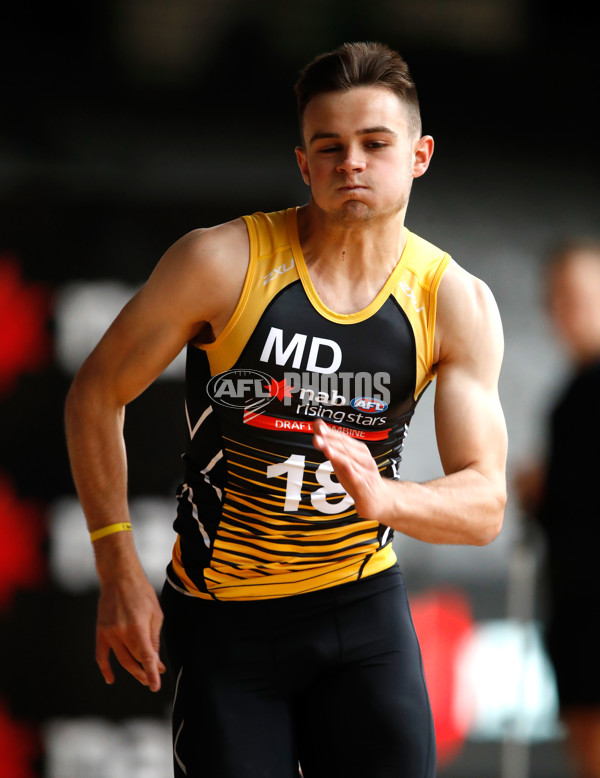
[412,135,434,179]
[295,146,310,186]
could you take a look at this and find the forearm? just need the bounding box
[65,374,140,580]
[313,420,506,547]
[65,374,165,691]
[380,467,506,546]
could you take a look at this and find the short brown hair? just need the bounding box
[547,237,600,268]
[294,41,421,139]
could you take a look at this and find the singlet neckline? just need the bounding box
[285,206,412,324]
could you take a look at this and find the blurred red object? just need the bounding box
[411,588,475,767]
[0,256,51,396]
[0,700,39,778]
[0,477,46,612]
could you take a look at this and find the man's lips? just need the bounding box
[337,184,368,191]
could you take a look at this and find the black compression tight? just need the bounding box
[161,567,436,778]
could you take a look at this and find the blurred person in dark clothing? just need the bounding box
[516,239,600,778]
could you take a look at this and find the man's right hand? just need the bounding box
[95,562,166,692]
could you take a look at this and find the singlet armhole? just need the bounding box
[425,252,452,381]
[201,215,257,354]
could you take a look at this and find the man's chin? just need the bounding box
[335,200,374,222]
[308,195,407,225]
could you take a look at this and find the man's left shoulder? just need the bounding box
[435,260,503,362]
[439,260,498,311]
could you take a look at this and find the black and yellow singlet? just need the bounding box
[166,208,450,601]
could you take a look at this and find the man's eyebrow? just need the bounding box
[309,131,340,145]
[309,126,398,145]
[359,126,398,137]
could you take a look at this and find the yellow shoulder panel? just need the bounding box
[393,230,451,398]
[201,209,299,374]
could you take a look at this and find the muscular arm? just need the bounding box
[65,218,249,690]
[313,261,507,546]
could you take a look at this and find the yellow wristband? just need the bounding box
[89,522,133,542]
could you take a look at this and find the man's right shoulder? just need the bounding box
[169,217,250,270]
[146,217,251,334]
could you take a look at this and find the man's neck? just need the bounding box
[296,202,408,314]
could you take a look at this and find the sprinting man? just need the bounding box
[66,41,507,778]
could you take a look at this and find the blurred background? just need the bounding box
[1,1,599,776]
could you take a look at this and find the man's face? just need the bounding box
[295,85,432,223]
[548,253,600,362]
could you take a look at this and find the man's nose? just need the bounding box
[336,147,366,174]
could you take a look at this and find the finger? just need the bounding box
[312,420,327,451]
[329,453,368,497]
[312,421,383,514]
[95,632,115,685]
[313,422,369,468]
[137,625,163,692]
[111,639,155,688]
[313,419,363,449]
[313,420,353,458]
[133,615,164,692]
[139,648,163,693]
[150,610,167,677]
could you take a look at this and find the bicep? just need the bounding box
[74,280,199,408]
[434,362,507,482]
[73,220,249,407]
[433,270,507,481]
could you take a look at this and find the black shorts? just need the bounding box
[161,566,436,778]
